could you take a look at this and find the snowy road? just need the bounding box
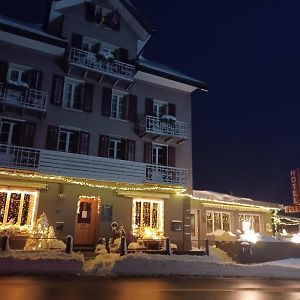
[1,277,300,300]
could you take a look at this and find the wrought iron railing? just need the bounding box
[0,144,40,169]
[0,83,47,111]
[145,164,188,185]
[141,115,188,139]
[70,47,135,81]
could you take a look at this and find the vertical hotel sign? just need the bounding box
[291,169,300,205]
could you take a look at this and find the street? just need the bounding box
[1,276,300,300]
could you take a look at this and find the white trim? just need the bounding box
[206,210,231,233]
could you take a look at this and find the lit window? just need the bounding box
[63,78,83,110]
[58,129,77,153]
[132,199,164,237]
[111,92,126,120]
[206,211,231,233]
[239,214,260,232]
[0,190,37,228]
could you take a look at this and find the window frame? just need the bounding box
[62,77,84,111]
[239,213,261,232]
[108,137,122,159]
[206,210,231,233]
[7,63,30,87]
[110,90,128,121]
[153,99,167,118]
[57,128,77,153]
[152,143,168,166]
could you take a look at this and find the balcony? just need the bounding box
[0,83,47,112]
[138,115,188,144]
[68,48,135,86]
[0,145,187,186]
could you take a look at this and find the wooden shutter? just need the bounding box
[145,98,153,116]
[20,122,36,147]
[71,33,83,49]
[78,131,90,155]
[126,139,135,161]
[128,94,137,122]
[51,75,64,106]
[45,126,59,150]
[101,87,112,116]
[98,135,109,157]
[0,61,8,83]
[83,83,94,112]
[118,48,128,62]
[85,2,96,22]
[168,146,176,167]
[144,142,153,164]
[28,69,43,90]
[168,103,176,117]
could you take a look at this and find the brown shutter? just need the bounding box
[126,139,136,161]
[28,69,43,90]
[101,87,112,116]
[20,122,35,148]
[128,94,137,122]
[0,61,8,83]
[78,131,90,155]
[118,48,128,62]
[85,2,96,22]
[98,135,109,157]
[144,142,153,164]
[51,75,64,106]
[71,33,83,49]
[45,126,59,150]
[168,103,176,117]
[145,98,153,116]
[168,146,176,167]
[83,83,94,112]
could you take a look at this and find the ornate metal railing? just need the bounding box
[145,164,188,185]
[141,115,188,139]
[0,83,47,111]
[70,48,135,81]
[0,144,40,169]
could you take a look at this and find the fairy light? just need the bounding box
[240,220,259,244]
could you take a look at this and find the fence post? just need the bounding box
[120,236,126,256]
[205,239,209,256]
[1,234,9,251]
[66,235,73,254]
[165,237,172,255]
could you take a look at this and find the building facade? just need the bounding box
[0,0,208,250]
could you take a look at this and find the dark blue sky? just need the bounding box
[131,0,300,204]
[1,0,300,204]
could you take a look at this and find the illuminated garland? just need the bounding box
[0,170,186,193]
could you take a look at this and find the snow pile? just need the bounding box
[0,223,31,235]
[206,230,237,242]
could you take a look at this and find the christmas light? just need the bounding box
[239,220,260,244]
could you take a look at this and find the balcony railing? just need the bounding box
[145,164,188,186]
[70,48,135,81]
[0,146,187,186]
[139,115,188,141]
[0,144,40,169]
[0,83,47,111]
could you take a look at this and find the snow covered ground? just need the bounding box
[2,246,300,278]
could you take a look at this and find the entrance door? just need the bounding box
[190,209,200,249]
[74,197,99,245]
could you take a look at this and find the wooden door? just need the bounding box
[190,209,200,249]
[74,197,98,245]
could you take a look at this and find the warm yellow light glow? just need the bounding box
[291,233,300,243]
[240,220,259,244]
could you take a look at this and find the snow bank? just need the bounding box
[0,250,83,275]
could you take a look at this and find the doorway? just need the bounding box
[190,209,200,249]
[74,196,99,245]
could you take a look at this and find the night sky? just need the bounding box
[1,0,300,204]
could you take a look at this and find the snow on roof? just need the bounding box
[136,56,208,90]
[192,190,283,210]
[0,15,67,44]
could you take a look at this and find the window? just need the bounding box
[63,78,83,110]
[0,190,37,227]
[152,144,168,166]
[239,214,260,232]
[132,198,164,237]
[108,138,122,159]
[58,129,77,153]
[0,119,21,146]
[153,100,167,118]
[111,92,127,120]
[206,211,231,233]
[7,64,30,87]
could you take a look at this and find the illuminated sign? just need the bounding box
[291,169,300,205]
[285,205,300,213]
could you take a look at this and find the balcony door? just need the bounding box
[74,196,99,245]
